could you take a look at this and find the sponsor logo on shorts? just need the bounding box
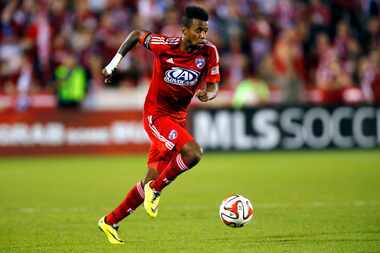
[168,130,177,140]
[164,67,200,86]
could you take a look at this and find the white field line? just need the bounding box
[3,200,380,213]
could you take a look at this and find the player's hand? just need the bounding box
[102,68,115,85]
[196,90,209,102]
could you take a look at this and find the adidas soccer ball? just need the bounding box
[219,194,254,228]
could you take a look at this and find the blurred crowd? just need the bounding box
[1,0,380,108]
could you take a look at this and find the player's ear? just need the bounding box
[182,26,188,36]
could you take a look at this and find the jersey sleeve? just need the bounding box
[204,44,221,83]
[139,32,167,55]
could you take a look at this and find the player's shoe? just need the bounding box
[97,216,125,244]
[143,180,160,218]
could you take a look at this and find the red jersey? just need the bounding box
[139,32,220,121]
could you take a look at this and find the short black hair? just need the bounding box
[182,6,209,28]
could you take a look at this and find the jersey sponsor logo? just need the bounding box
[195,57,205,69]
[168,130,177,140]
[164,67,200,86]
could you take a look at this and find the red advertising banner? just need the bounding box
[0,109,150,155]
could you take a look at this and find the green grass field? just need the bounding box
[0,151,379,253]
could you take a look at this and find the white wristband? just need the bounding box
[104,53,123,74]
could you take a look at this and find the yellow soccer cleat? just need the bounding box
[97,216,125,244]
[143,180,160,218]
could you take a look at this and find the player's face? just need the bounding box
[183,19,208,47]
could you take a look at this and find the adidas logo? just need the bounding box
[166,58,174,64]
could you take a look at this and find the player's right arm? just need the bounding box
[102,30,146,84]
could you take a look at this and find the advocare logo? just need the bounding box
[164,67,200,86]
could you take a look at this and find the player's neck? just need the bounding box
[180,39,198,53]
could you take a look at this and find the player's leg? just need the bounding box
[104,165,160,224]
[142,115,202,217]
[98,180,144,244]
[97,216,125,244]
[98,175,153,244]
[144,141,202,218]
[143,167,160,184]
[150,140,202,191]
[98,146,167,243]
[104,180,145,225]
[143,145,174,218]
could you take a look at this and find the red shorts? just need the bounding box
[143,114,193,173]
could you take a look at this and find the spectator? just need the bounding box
[362,17,380,53]
[271,28,304,103]
[223,34,248,90]
[308,0,331,29]
[314,48,344,104]
[369,49,380,103]
[371,70,380,104]
[232,75,270,108]
[161,7,181,37]
[307,0,331,47]
[249,14,272,74]
[15,53,33,111]
[273,0,297,30]
[358,55,376,102]
[54,52,88,108]
[1,0,380,107]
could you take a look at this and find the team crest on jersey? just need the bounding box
[164,67,200,86]
[195,57,205,69]
[168,130,177,140]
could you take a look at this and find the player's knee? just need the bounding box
[180,141,203,168]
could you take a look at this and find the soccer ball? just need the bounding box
[219,194,254,228]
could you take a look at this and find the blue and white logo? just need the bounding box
[168,130,177,140]
[195,57,205,69]
[164,67,200,86]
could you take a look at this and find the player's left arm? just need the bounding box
[196,82,219,102]
[197,44,221,102]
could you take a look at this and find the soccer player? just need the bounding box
[98,6,220,244]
